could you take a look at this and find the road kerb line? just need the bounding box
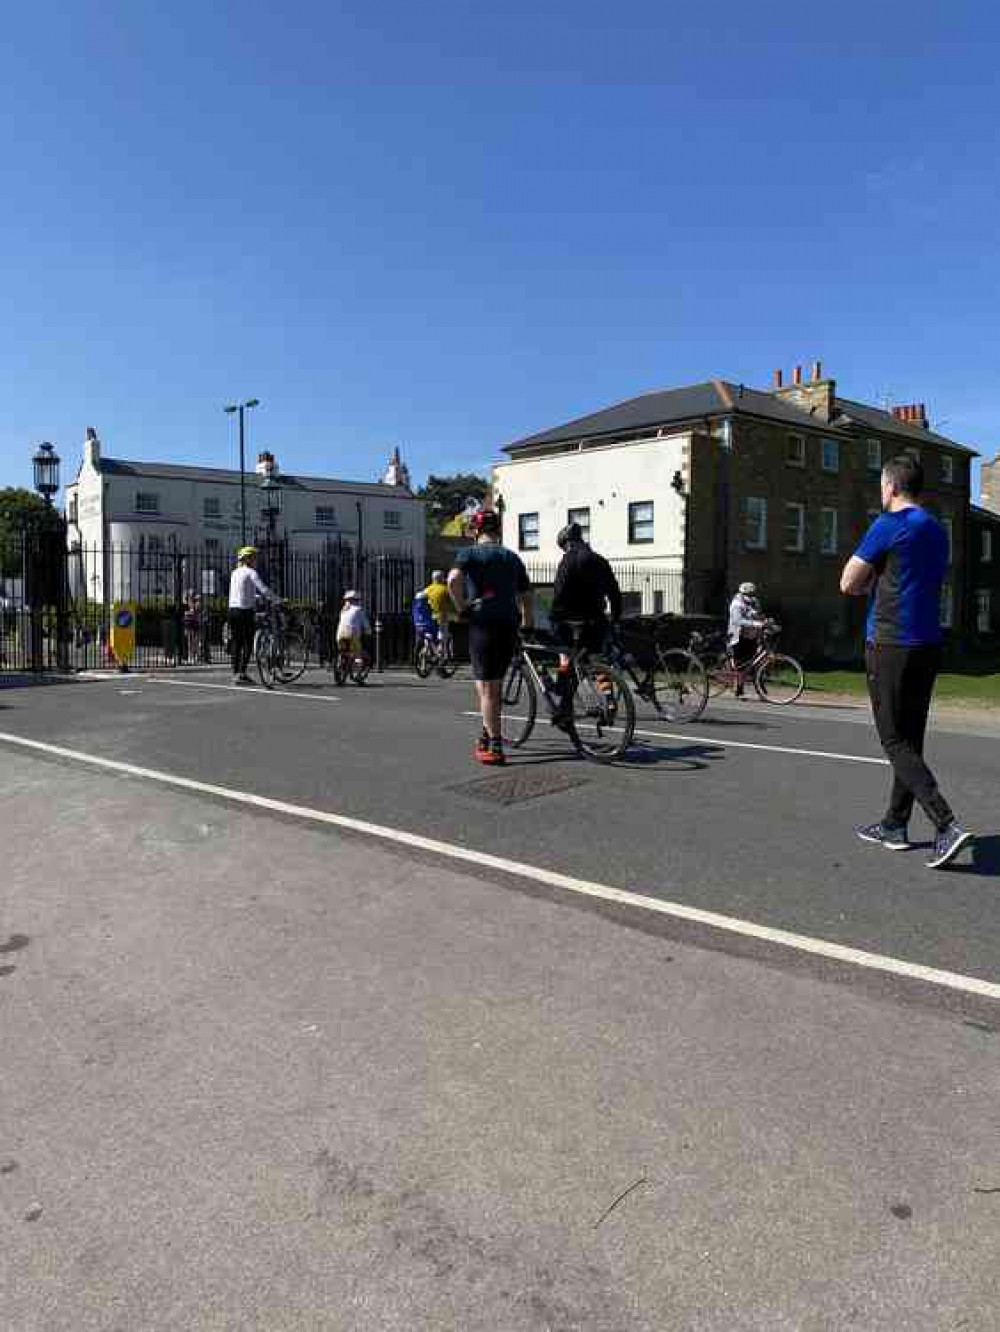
[0,729,993,1001]
[148,676,341,703]
[462,712,889,766]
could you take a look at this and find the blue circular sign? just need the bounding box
[115,609,134,629]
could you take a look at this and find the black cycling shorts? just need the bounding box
[468,621,518,682]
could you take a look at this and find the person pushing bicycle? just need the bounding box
[549,522,623,724]
[727,581,768,698]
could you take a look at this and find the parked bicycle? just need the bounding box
[254,602,307,688]
[605,625,708,723]
[690,620,805,705]
[413,627,457,679]
[500,623,635,762]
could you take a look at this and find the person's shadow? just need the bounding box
[942,834,1000,878]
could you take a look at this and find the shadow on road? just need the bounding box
[945,834,1000,879]
[615,741,725,772]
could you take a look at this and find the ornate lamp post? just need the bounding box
[27,442,67,670]
[32,441,61,507]
[259,468,283,595]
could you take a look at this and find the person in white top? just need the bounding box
[336,591,371,667]
[727,581,767,697]
[228,547,278,681]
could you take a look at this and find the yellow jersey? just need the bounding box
[422,582,452,623]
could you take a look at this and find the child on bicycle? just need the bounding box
[337,591,371,670]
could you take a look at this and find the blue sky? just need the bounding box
[2,0,997,497]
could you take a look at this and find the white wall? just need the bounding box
[493,432,689,565]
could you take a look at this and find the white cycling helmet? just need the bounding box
[738,582,757,595]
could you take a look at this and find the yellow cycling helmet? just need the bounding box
[238,545,258,560]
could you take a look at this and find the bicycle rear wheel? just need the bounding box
[651,648,708,722]
[704,650,731,698]
[500,658,537,748]
[332,651,349,686]
[275,632,307,684]
[413,639,433,679]
[567,659,635,762]
[755,653,805,705]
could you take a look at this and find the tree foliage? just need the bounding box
[416,473,488,536]
[0,488,58,576]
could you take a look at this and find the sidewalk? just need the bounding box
[4,747,1000,1329]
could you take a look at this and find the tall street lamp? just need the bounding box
[28,442,66,671]
[223,398,260,545]
[32,441,61,507]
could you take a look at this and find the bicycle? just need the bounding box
[605,624,708,723]
[254,602,307,688]
[500,622,636,762]
[413,625,457,679]
[691,620,805,705]
[332,637,371,687]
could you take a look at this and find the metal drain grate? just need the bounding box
[449,767,591,807]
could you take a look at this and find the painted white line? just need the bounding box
[466,713,889,767]
[0,729,991,1001]
[148,676,341,703]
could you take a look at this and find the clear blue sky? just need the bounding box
[2,0,997,497]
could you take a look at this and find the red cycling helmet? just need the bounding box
[469,507,501,536]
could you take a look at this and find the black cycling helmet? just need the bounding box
[556,521,583,550]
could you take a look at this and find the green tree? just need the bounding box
[417,473,488,536]
[0,488,54,577]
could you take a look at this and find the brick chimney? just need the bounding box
[891,404,928,430]
[84,426,101,468]
[771,361,836,423]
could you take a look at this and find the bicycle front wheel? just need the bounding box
[275,632,308,684]
[332,652,349,686]
[255,631,276,689]
[413,640,433,679]
[567,659,635,762]
[651,648,708,722]
[704,650,731,698]
[755,653,805,705]
[500,658,537,748]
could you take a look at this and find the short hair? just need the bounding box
[882,453,924,498]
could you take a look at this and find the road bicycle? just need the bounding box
[605,625,708,723]
[413,626,457,679]
[332,638,371,687]
[690,620,805,706]
[254,602,308,688]
[500,623,636,762]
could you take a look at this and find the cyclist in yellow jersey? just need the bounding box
[422,570,452,628]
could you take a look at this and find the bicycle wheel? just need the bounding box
[275,632,307,684]
[651,648,708,722]
[704,649,731,698]
[754,653,805,705]
[351,656,371,686]
[255,631,276,688]
[437,641,457,679]
[500,658,537,748]
[567,659,635,762]
[332,651,349,686]
[413,639,433,679]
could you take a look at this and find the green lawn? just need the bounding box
[807,669,1000,704]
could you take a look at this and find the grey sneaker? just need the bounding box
[927,823,974,870]
[856,821,910,851]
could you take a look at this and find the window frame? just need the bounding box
[821,438,840,473]
[940,581,954,629]
[942,515,954,564]
[820,507,839,556]
[383,509,402,531]
[567,506,591,542]
[518,511,540,551]
[744,496,767,551]
[976,589,992,634]
[785,433,806,468]
[627,500,655,546]
[866,438,882,473]
[941,454,954,484]
[135,491,161,515]
[202,496,222,519]
[315,505,338,530]
[783,501,806,553]
[982,529,993,564]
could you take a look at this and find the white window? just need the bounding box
[866,439,882,472]
[784,502,805,552]
[940,582,954,629]
[518,512,540,551]
[977,589,992,634]
[906,447,921,463]
[136,491,160,514]
[203,497,221,519]
[315,506,337,529]
[383,510,402,530]
[942,516,953,564]
[567,506,591,541]
[786,434,805,467]
[941,455,954,483]
[628,501,655,545]
[744,497,767,550]
[820,508,839,555]
[982,529,993,563]
[821,439,840,473]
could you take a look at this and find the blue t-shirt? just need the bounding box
[453,542,531,626]
[854,507,948,646]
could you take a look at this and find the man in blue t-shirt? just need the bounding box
[840,453,972,868]
[448,509,532,766]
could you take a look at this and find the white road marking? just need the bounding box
[148,676,341,703]
[0,729,991,1001]
[466,713,889,766]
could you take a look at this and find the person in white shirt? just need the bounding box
[336,591,371,667]
[228,547,277,681]
[727,581,767,697]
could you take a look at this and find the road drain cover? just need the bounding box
[450,768,591,807]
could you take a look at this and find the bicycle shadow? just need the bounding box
[615,740,725,771]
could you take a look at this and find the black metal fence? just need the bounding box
[0,535,421,674]
[523,560,687,617]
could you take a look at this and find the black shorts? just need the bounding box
[468,621,518,682]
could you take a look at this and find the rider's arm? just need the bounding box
[840,556,875,596]
[250,568,277,601]
[447,567,467,615]
[842,515,890,596]
[603,560,623,622]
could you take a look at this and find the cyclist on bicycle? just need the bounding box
[728,581,768,697]
[228,546,279,682]
[422,570,453,641]
[337,591,370,671]
[549,522,623,723]
[448,508,532,766]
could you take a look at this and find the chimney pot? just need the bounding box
[812,360,822,382]
[773,369,783,388]
[793,365,803,385]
